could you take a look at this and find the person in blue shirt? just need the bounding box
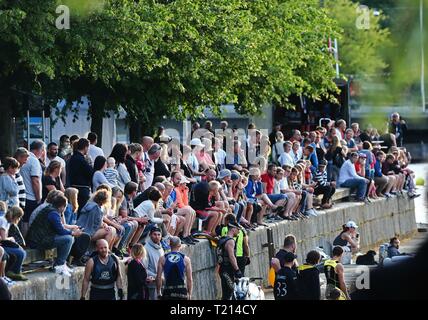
[244,168,278,226]
[27,194,85,276]
[344,129,358,153]
[373,151,395,197]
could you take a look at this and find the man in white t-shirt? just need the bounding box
[87,132,104,164]
[45,142,66,185]
[278,141,294,167]
[19,140,44,236]
[213,137,227,171]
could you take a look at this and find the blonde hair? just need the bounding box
[64,188,79,213]
[45,159,62,176]
[131,243,146,260]
[6,206,24,224]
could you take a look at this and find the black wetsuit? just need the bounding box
[273,266,298,300]
[218,236,237,300]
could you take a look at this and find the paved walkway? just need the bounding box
[264,231,428,300]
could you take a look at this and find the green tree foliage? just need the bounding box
[325,0,392,78]
[1,0,340,147]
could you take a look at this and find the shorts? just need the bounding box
[195,209,214,220]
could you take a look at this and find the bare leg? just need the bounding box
[130,225,145,246]
[385,175,395,193]
[284,193,296,216]
[245,204,254,223]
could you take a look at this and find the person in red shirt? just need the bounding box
[261,164,288,221]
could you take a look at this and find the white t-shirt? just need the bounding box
[278,152,294,167]
[187,153,200,182]
[143,153,155,190]
[214,149,227,169]
[45,155,66,170]
[134,200,163,224]
[273,178,289,194]
[20,152,43,201]
[88,144,105,163]
[0,214,10,233]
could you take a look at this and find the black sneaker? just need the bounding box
[182,237,195,245]
[190,236,200,243]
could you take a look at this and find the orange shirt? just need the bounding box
[174,185,190,208]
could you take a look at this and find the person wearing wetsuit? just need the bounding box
[217,214,250,275]
[271,234,299,274]
[273,251,299,300]
[156,236,193,300]
[217,222,242,300]
[297,250,321,300]
[324,246,350,300]
[81,239,123,300]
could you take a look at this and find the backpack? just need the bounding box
[216,236,233,265]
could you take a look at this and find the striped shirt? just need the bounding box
[314,170,328,187]
[15,172,26,209]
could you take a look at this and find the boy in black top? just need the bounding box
[274,251,299,300]
[297,250,321,300]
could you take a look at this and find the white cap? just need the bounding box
[179,175,190,184]
[345,220,358,229]
[190,138,205,147]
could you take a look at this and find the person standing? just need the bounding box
[0,157,20,208]
[68,138,93,214]
[217,221,242,300]
[81,239,123,300]
[127,243,149,300]
[156,236,193,300]
[273,251,299,300]
[20,140,45,236]
[389,112,407,147]
[14,147,30,210]
[87,132,105,164]
[144,227,165,300]
[45,142,66,185]
[324,246,350,300]
[297,250,321,300]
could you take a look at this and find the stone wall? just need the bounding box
[10,196,416,300]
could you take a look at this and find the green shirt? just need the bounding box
[221,226,245,257]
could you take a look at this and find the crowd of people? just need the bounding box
[0,112,419,300]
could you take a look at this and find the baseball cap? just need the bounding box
[149,227,162,234]
[358,153,367,159]
[218,169,232,180]
[190,138,205,147]
[148,143,162,155]
[283,251,297,263]
[179,175,190,184]
[345,221,358,229]
[231,172,240,181]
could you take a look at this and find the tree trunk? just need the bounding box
[129,119,143,144]
[0,95,13,159]
[89,101,104,147]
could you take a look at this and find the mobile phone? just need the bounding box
[173,208,178,214]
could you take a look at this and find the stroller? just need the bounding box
[233,277,265,300]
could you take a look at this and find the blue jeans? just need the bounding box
[299,190,308,213]
[3,246,26,274]
[53,235,74,266]
[340,179,367,200]
[118,221,136,251]
[267,194,288,204]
